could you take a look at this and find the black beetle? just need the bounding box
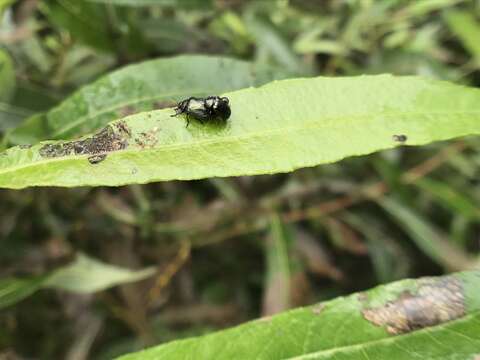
[171,96,231,127]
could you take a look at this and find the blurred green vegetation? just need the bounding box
[1,0,480,359]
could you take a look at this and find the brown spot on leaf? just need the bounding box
[19,144,32,149]
[312,303,325,315]
[39,125,128,159]
[115,120,131,138]
[39,143,71,158]
[134,127,159,149]
[71,126,128,155]
[362,276,465,335]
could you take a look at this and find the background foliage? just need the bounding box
[1,0,480,359]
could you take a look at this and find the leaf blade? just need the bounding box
[44,253,156,293]
[0,254,155,309]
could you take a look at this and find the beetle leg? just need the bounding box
[171,106,181,117]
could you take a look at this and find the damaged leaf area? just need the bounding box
[117,271,480,360]
[361,276,465,335]
[38,121,131,164]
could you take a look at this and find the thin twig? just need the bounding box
[147,240,191,307]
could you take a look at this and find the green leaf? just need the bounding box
[379,197,475,271]
[116,271,480,359]
[40,0,115,52]
[0,253,155,309]
[402,0,465,18]
[44,253,156,293]
[0,49,19,138]
[0,84,59,133]
[0,103,34,132]
[5,55,291,145]
[415,177,480,220]
[2,75,480,189]
[444,10,480,62]
[86,0,213,7]
[245,13,304,74]
[0,49,15,102]
[0,276,48,309]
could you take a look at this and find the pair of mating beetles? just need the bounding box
[171,96,231,127]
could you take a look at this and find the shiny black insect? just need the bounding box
[171,96,231,127]
[392,134,407,142]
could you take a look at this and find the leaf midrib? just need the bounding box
[2,110,480,178]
